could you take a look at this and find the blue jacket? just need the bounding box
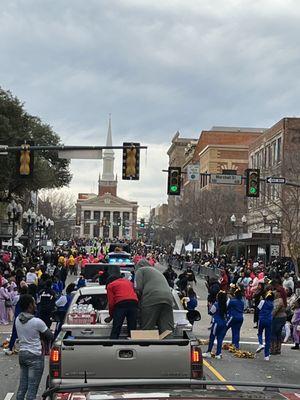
[258,299,274,322]
[209,302,227,325]
[227,298,244,321]
[187,296,198,311]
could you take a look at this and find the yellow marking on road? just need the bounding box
[203,359,236,391]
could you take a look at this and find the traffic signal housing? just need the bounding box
[167,167,181,195]
[17,143,34,177]
[140,218,145,228]
[122,142,140,180]
[245,169,260,197]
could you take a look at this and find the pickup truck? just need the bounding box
[49,286,203,388]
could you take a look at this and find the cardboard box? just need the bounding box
[131,330,172,340]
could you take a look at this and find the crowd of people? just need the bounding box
[0,239,299,398]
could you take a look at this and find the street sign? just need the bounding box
[270,244,280,257]
[187,165,200,181]
[266,176,286,184]
[58,149,103,159]
[210,174,242,185]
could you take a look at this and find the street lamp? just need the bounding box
[7,200,23,257]
[23,209,36,255]
[231,214,247,261]
[262,209,279,265]
[37,214,47,247]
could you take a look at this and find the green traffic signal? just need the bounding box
[170,185,178,192]
[250,187,257,194]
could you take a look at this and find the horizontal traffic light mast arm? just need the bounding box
[162,170,300,188]
[3,145,148,151]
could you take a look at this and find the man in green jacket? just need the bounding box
[135,259,174,334]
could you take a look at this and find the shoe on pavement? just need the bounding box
[3,349,13,355]
[291,344,299,350]
[215,354,222,359]
[264,356,270,361]
[256,344,265,353]
[202,352,212,358]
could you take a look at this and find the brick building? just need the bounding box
[246,117,300,261]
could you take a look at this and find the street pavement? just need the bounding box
[0,265,299,398]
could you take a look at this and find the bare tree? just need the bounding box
[38,189,75,220]
[259,150,300,276]
[175,186,246,254]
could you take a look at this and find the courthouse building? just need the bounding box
[76,119,138,240]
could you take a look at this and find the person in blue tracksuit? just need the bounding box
[203,291,228,359]
[226,288,244,349]
[256,290,274,361]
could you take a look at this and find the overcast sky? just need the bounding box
[1,0,300,216]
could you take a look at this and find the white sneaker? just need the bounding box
[264,356,270,361]
[3,349,13,356]
[202,352,212,358]
[215,354,222,359]
[256,344,265,353]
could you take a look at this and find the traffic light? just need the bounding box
[117,217,122,226]
[167,167,181,195]
[122,142,140,180]
[17,143,34,177]
[245,169,260,197]
[140,218,145,228]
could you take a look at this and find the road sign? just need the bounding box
[270,244,280,257]
[187,165,200,181]
[266,176,286,184]
[210,174,242,185]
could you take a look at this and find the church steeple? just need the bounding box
[98,116,117,197]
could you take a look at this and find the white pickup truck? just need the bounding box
[49,285,203,388]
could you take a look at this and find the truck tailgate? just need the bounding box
[61,338,191,379]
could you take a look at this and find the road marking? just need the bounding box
[4,393,14,400]
[203,359,235,391]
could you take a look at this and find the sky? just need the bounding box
[1,0,300,217]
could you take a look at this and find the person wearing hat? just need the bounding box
[0,279,10,325]
[256,290,274,361]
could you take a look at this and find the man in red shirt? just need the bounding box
[106,276,138,339]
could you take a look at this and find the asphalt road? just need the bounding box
[0,265,299,399]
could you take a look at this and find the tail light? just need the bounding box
[50,347,61,380]
[191,345,203,379]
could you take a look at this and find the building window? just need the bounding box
[94,211,100,220]
[84,223,90,235]
[272,141,276,165]
[113,211,120,223]
[84,210,91,220]
[277,137,282,162]
[123,212,130,222]
[113,225,119,238]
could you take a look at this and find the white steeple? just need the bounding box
[102,115,115,181]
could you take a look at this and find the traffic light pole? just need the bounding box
[2,145,148,151]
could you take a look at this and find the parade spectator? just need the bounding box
[271,281,287,355]
[291,298,300,350]
[253,283,265,328]
[0,279,10,325]
[26,267,37,285]
[38,280,56,328]
[219,269,229,292]
[163,265,178,288]
[15,294,53,400]
[282,273,295,293]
